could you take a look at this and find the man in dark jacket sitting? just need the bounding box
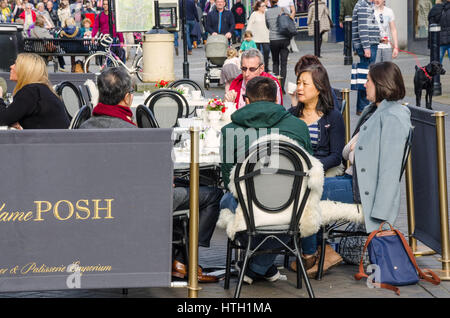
[81,68,223,283]
[219,76,312,284]
[205,0,235,40]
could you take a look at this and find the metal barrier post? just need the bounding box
[430,24,442,96]
[344,16,353,65]
[433,112,450,280]
[188,127,201,296]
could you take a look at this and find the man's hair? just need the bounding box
[240,48,263,66]
[369,62,405,103]
[97,67,133,105]
[245,76,277,103]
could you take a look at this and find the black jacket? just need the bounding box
[288,107,345,171]
[231,2,246,24]
[0,83,70,129]
[205,8,235,35]
[440,1,450,45]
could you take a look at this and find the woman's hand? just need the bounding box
[10,122,23,130]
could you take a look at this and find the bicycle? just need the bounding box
[83,34,144,82]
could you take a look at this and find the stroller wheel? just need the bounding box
[204,75,210,90]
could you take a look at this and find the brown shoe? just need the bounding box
[187,50,192,55]
[290,252,318,272]
[171,260,218,283]
[306,245,343,278]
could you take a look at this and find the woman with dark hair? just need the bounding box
[295,61,411,278]
[290,54,340,111]
[288,64,345,174]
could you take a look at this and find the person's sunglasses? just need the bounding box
[241,64,262,72]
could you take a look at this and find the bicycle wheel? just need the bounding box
[84,52,118,73]
[135,55,144,82]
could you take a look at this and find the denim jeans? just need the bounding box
[185,20,196,51]
[301,174,355,254]
[355,45,378,113]
[441,44,450,64]
[174,186,223,248]
[220,192,292,276]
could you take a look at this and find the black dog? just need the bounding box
[414,61,446,109]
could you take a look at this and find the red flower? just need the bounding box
[221,107,227,113]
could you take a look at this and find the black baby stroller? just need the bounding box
[204,34,228,90]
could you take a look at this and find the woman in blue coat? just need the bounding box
[298,61,412,278]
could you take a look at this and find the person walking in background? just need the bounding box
[46,0,59,27]
[352,0,380,115]
[307,0,332,56]
[373,0,398,62]
[277,0,298,53]
[231,0,246,43]
[179,0,199,55]
[36,2,55,29]
[246,0,271,72]
[339,0,357,28]
[437,0,450,64]
[205,0,235,41]
[12,0,25,23]
[266,0,291,94]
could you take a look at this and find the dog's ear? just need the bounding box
[441,68,446,75]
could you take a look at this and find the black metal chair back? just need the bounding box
[69,105,91,129]
[136,105,159,128]
[168,79,205,97]
[56,81,84,119]
[145,89,188,128]
[78,84,93,108]
[227,140,315,298]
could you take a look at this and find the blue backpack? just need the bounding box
[355,222,440,295]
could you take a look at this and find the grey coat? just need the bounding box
[79,116,137,129]
[265,6,290,41]
[354,100,411,232]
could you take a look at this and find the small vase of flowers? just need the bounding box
[206,98,226,122]
[155,80,169,89]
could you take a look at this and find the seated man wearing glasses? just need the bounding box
[81,67,223,283]
[224,49,283,109]
[219,76,312,284]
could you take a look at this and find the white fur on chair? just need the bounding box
[84,79,99,106]
[319,200,365,226]
[216,134,324,240]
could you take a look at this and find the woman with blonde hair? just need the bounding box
[0,53,70,129]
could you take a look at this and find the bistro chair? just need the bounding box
[217,136,325,298]
[145,89,189,128]
[315,127,414,280]
[69,105,91,129]
[55,81,84,120]
[168,79,205,97]
[136,105,159,128]
[78,84,94,108]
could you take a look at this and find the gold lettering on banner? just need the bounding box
[75,200,90,220]
[92,199,114,220]
[34,201,52,221]
[0,199,115,222]
[53,200,74,221]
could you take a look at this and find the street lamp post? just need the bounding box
[181,0,189,78]
[108,0,114,38]
[314,0,320,57]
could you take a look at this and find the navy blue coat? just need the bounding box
[205,8,235,35]
[288,107,345,171]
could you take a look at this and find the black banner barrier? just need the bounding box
[0,129,174,292]
[408,106,442,254]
